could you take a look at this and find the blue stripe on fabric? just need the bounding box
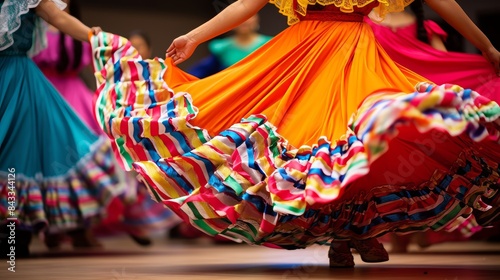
[139,138,161,163]
[113,61,122,82]
[463,89,472,100]
[244,140,258,173]
[170,131,194,153]
[242,193,277,217]
[166,98,177,118]
[296,153,311,160]
[308,168,337,185]
[131,118,143,143]
[208,176,239,198]
[124,106,132,117]
[138,60,158,106]
[188,152,215,176]
[157,161,195,194]
[220,130,245,146]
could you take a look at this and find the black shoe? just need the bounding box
[129,234,152,247]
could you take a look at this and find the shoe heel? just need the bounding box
[350,238,389,263]
[328,241,355,268]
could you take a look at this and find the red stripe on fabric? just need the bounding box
[182,156,209,186]
[128,60,139,81]
[261,219,276,233]
[125,61,138,106]
[232,149,255,184]
[111,36,120,64]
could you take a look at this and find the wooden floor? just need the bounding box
[2,236,500,280]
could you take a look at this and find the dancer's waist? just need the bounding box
[299,11,365,22]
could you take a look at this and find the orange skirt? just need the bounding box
[166,20,427,147]
[90,20,500,248]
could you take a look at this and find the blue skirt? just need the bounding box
[0,55,122,232]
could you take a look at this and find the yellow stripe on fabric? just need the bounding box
[139,161,184,198]
[153,136,174,158]
[199,201,220,219]
[140,119,173,158]
[210,138,235,155]
[172,159,203,190]
[306,178,341,200]
[194,144,227,167]
[416,91,442,111]
[252,130,275,176]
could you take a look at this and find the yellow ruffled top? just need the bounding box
[269,0,415,25]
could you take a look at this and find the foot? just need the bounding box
[68,228,103,249]
[389,233,411,253]
[328,241,354,268]
[349,238,389,263]
[129,234,152,247]
[44,232,65,250]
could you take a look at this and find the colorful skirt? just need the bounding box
[90,20,500,249]
[0,55,122,233]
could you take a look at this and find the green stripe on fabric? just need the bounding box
[346,158,368,170]
[184,97,196,115]
[273,202,303,215]
[97,100,108,133]
[187,202,206,220]
[195,129,209,144]
[192,219,219,236]
[225,176,243,195]
[147,183,163,202]
[430,203,463,230]
[225,227,256,243]
[115,137,134,166]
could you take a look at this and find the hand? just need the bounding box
[166,35,198,65]
[90,26,102,35]
[482,46,500,76]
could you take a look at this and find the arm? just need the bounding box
[167,0,269,64]
[425,0,499,74]
[430,34,447,52]
[35,0,99,42]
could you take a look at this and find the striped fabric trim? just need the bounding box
[91,32,500,248]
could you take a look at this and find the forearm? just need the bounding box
[425,0,494,52]
[35,0,90,42]
[430,34,447,52]
[186,0,268,45]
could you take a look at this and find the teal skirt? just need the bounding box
[0,55,121,232]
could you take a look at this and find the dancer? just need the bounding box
[0,0,121,256]
[188,14,272,78]
[183,15,273,240]
[32,0,100,133]
[366,0,499,101]
[366,0,492,252]
[91,0,500,268]
[129,30,153,60]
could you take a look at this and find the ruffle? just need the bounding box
[0,137,123,233]
[91,32,500,248]
[270,83,500,214]
[269,0,415,25]
[0,0,66,54]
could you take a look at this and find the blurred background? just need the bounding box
[79,0,500,62]
[78,0,500,86]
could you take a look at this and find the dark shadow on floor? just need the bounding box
[127,263,500,279]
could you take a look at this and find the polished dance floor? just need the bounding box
[2,235,500,280]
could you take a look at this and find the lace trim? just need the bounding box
[0,0,67,52]
[269,0,415,25]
